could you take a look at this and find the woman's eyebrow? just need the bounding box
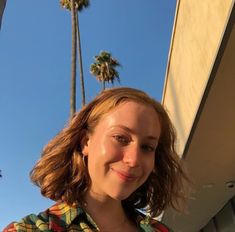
[111,125,133,133]
[111,125,159,141]
[146,136,159,142]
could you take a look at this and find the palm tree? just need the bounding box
[60,0,89,119]
[90,51,120,90]
[0,0,7,30]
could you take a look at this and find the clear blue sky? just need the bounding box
[0,0,176,229]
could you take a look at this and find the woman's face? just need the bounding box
[82,101,161,201]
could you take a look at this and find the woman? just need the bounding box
[4,87,187,232]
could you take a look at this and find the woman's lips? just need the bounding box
[111,168,137,182]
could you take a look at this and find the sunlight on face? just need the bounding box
[82,101,161,201]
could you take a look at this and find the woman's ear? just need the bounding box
[81,135,89,156]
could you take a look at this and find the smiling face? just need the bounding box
[82,101,161,201]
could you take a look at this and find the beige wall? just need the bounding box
[162,0,234,156]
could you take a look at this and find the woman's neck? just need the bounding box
[83,191,137,232]
[84,189,125,219]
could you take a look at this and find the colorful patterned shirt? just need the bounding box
[4,202,172,232]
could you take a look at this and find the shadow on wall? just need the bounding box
[0,0,7,29]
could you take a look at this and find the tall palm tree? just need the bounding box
[60,0,76,119]
[60,0,89,119]
[90,51,120,90]
[0,0,7,30]
[74,0,89,107]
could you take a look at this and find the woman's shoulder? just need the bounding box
[149,218,173,232]
[139,218,173,232]
[3,202,78,232]
[136,211,173,232]
[3,213,47,232]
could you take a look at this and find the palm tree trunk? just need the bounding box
[70,0,77,120]
[102,81,105,90]
[76,12,86,107]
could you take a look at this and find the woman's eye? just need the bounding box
[113,135,129,145]
[141,144,155,153]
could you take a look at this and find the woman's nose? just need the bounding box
[123,145,141,167]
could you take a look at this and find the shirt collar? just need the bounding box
[47,201,153,231]
[47,202,91,230]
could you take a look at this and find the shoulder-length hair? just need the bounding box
[31,87,188,217]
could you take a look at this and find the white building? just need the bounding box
[162,0,235,231]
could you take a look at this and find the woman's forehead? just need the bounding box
[94,101,161,136]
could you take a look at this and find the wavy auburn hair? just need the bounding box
[31,87,187,217]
